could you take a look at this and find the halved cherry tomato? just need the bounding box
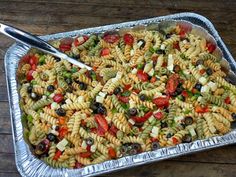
[153,97,169,108]
[59,37,73,52]
[166,73,179,95]
[29,55,38,65]
[117,95,129,103]
[21,54,31,63]
[86,145,91,152]
[137,70,149,82]
[100,48,110,56]
[224,97,231,104]
[58,117,66,125]
[26,70,34,81]
[199,69,205,75]
[195,105,209,113]
[59,126,68,139]
[150,76,157,83]
[181,90,188,97]
[53,150,62,160]
[132,111,153,123]
[108,147,116,159]
[103,33,120,44]
[206,41,216,53]
[123,33,134,45]
[53,94,64,103]
[95,114,108,132]
[172,137,179,145]
[74,162,83,169]
[153,112,163,120]
[80,152,92,158]
[90,127,97,134]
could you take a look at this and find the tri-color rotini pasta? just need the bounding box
[18,21,236,169]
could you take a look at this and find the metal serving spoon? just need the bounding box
[0,23,92,70]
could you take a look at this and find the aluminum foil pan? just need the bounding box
[5,12,236,177]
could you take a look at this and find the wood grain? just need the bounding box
[1,1,236,177]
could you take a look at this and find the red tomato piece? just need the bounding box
[195,105,209,113]
[123,33,134,45]
[22,54,31,63]
[191,88,198,94]
[59,44,71,52]
[29,55,38,65]
[95,114,108,132]
[199,69,205,75]
[31,64,37,71]
[166,73,179,95]
[173,42,180,50]
[86,145,91,152]
[26,70,34,81]
[109,124,118,135]
[206,41,216,53]
[117,95,129,103]
[108,147,116,159]
[133,111,153,123]
[60,37,74,45]
[53,94,64,103]
[59,126,68,139]
[97,124,106,136]
[103,33,120,44]
[172,137,179,145]
[181,90,188,97]
[153,112,163,120]
[100,48,110,56]
[74,162,83,169]
[178,22,192,35]
[83,35,89,41]
[58,117,66,125]
[124,84,132,90]
[137,70,149,82]
[80,152,92,158]
[153,97,169,107]
[224,97,231,104]
[53,150,62,160]
[151,137,158,142]
[150,76,157,83]
[133,89,140,94]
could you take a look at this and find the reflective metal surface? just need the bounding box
[4,12,236,177]
[0,23,92,70]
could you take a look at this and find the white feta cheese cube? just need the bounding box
[167,54,174,71]
[56,138,68,152]
[189,128,196,137]
[148,68,155,76]
[51,129,59,136]
[148,116,155,123]
[144,61,153,73]
[201,85,210,93]
[51,102,59,109]
[160,44,165,50]
[42,95,47,100]
[76,96,84,103]
[151,126,159,135]
[130,49,134,56]
[208,81,217,91]
[99,92,106,98]
[81,140,87,149]
[174,116,184,123]
[137,40,144,48]
[128,119,135,125]
[131,68,138,74]
[183,40,188,44]
[90,144,97,152]
[199,77,208,85]
[96,95,104,103]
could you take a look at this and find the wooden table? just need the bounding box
[1,1,236,177]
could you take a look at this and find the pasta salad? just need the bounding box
[18,21,236,168]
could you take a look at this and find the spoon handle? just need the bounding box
[0,23,92,70]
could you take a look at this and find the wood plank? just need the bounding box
[0,154,17,172]
[0,102,11,134]
[0,173,20,177]
[0,135,14,153]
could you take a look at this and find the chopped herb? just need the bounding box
[187,90,193,97]
[180,53,188,60]
[139,105,149,112]
[39,55,46,65]
[121,90,131,97]
[27,115,33,123]
[121,103,129,110]
[45,91,51,96]
[112,108,118,114]
[71,67,78,73]
[184,109,191,114]
[137,64,144,70]
[31,80,37,85]
[149,47,156,53]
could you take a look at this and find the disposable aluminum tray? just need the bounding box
[5,12,236,177]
